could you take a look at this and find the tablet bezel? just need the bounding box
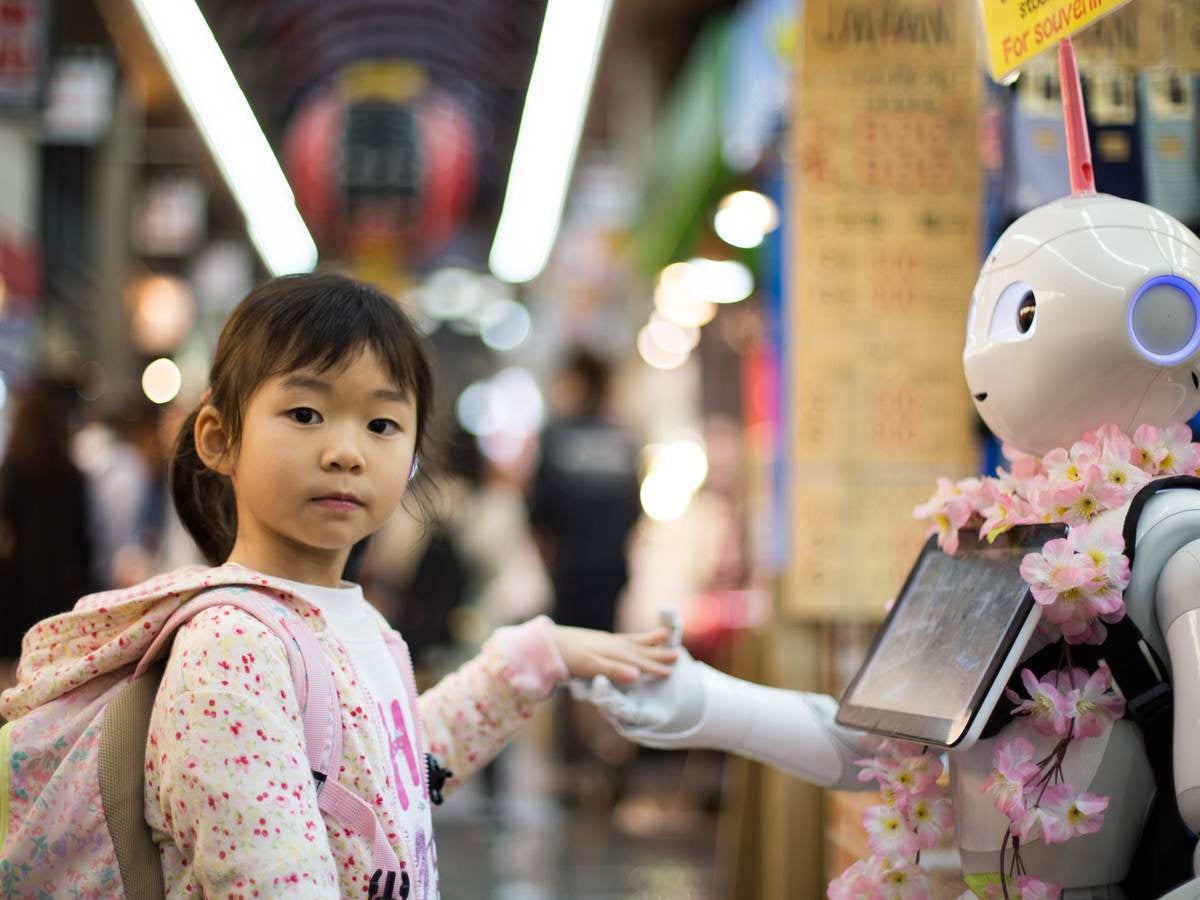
[835,523,1068,749]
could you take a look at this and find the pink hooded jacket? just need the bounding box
[0,564,568,898]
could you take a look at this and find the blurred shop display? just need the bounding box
[0,0,46,112]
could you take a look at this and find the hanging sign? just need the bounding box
[978,0,1134,82]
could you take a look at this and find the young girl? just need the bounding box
[3,273,675,898]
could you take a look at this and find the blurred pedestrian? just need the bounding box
[528,348,642,800]
[0,379,94,689]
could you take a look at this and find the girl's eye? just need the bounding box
[368,418,400,436]
[288,407,323,425]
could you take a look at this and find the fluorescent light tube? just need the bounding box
[488,0,612,284]
[129,0,317,276]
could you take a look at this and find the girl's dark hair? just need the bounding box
[170,272,435,563]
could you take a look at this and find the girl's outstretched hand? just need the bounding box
[549,624,679,684]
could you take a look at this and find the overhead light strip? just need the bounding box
[130,0,317,276]
[488,0,612,284]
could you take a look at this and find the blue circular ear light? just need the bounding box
[1128,274,1200,365]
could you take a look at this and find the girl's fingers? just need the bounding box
[604,659,641,684]
[610,646,675,677]
[644,646,679,661]
[630,627,671,646]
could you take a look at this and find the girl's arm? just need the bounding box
[417,615,567,793]
[147,606,340,897]
[417,616,675,793]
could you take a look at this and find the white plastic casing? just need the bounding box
[964,193,1200,455]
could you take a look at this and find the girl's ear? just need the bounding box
[195,405,235,476]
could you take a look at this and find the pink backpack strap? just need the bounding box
[134,589,403,882]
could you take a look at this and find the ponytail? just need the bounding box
[169,406,238,564]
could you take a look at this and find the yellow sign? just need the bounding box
[979,0,1135,82]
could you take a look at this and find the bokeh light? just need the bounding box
[142,357,182,404]
[479,299,532,351]
[713,190,778,249]
[130,275,195,354]
[639,438,709,521]
[637,324,689,370]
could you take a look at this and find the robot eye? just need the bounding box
[1128,275,1200,365]
[988,282,1038,342]
[1017,292,1037,334]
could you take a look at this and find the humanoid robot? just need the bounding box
[579,43,1200,899]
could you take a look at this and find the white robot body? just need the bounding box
[965,194,1200,455]
[582,192,1200,895]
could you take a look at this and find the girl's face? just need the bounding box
[217,348,417,584]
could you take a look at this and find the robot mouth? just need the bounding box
[973,392,988,402]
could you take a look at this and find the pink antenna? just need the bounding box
[1058,37,1095,195]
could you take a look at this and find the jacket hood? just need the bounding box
[0,564,315,719]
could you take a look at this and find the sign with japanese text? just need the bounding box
[786,0,979,621]
[978,0,1134,82]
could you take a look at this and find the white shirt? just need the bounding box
[276,577,438,899]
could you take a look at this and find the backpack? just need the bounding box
[0,577,411,899]
[982,476,1200,896]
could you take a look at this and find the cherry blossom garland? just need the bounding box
[827,422,1198,900]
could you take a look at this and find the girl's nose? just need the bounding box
[321,438,365,472]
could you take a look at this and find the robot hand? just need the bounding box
[568,611,705,748]
[569,611,874,791]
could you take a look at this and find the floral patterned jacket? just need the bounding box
[0,564,568,899]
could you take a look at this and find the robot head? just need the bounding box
[964,194,1200,455]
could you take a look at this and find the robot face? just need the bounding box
[963,195,1200,455]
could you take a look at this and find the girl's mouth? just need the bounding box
[313,494,364,511]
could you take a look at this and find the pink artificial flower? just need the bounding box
[907,793,953,849]
[1020,540,1096,606]
[1066,525,1131,592]
[1098,442,1149,500]
[1062,618,1109,646]
[914,478,984,554]
[1052,466,1127,525]
[1065,666,1126,738]
[1086,424,1135,460]
[1042,448,1082,484]
[982,735,1040,820]
[856,754,900,787]
[828,858,886,900]
[1001,443,1042,479]
[1006,669,1072,737]
[1011,876,1062,900]
[863,804,920,861]
[1159,423,1200,475]
[1036,783,1109,843]
[1133,424,1169,474]
[885,753,944,798]
[878,739,931,759]
[880,864,930,900]
[978,482,1036,542]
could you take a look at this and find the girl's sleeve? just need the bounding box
[146,606,340,897]
[417,614,568,793]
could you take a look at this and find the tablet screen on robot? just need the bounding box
[836,524,1068,749]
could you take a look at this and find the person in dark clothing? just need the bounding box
[528,349,642,798]
[0,380,94,669]
[528,349,641,634]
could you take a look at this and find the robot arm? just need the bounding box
[572,641,875,792]
[1154,539,1200,834]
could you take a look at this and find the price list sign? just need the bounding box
[786,0,980,620]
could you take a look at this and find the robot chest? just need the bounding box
[950,719,1152,885]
